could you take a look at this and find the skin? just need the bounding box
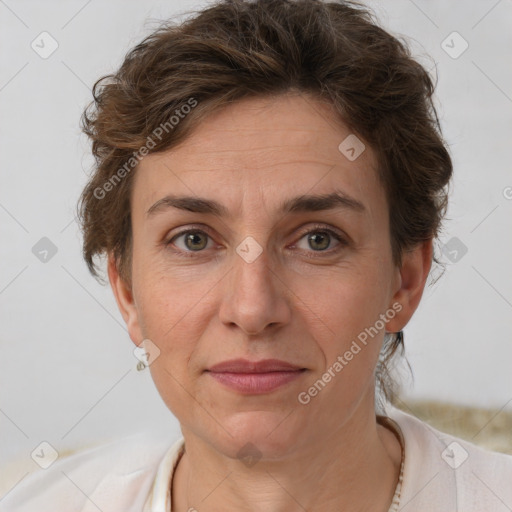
[109,91,432,512]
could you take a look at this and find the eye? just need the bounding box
[165,224,348,258]
[294,226,347,254]
[167,229,214,255]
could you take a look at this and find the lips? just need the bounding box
[206,358,305,373]
[205,359,307,394]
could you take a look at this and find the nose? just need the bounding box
[218,242,291,336]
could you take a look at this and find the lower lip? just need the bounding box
[207,370,305,394]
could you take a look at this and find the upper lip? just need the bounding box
[206,358,305,373]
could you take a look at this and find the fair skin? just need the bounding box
[109,92,432,512]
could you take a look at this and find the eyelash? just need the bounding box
[165,224,348,259]
[294,225,348,258]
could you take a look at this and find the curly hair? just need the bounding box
[77,0,453,407]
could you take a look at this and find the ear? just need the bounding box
[386,238,433,333]
[107,252,144,347]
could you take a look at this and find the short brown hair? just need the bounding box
[77,0,453,406]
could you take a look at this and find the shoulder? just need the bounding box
[386,405,512,512]
[0,431,180,512]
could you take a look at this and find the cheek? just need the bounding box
[135,276,202,370]
[298,271,387,413]
[309,266,387,331]
[140,279,206,418]
[301,264,390,378]
[136,261,206,328]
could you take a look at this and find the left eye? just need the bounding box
[295,228,345,252]
[169,229,213,252]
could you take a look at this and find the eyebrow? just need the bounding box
[146,190,366,219]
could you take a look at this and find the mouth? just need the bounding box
[205,358,307,394]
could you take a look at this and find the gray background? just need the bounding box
[1,0,511,497]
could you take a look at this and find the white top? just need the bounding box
[2,405,512,511]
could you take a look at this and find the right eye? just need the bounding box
[166,229,215,256]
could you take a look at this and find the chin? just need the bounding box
[214,410,302,460]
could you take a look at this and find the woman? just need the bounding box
[3,0,511,511]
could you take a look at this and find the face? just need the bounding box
[109,92,429,460]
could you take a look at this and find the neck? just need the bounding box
[172,397,402,512]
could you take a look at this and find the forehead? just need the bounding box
[132,93,384,219]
